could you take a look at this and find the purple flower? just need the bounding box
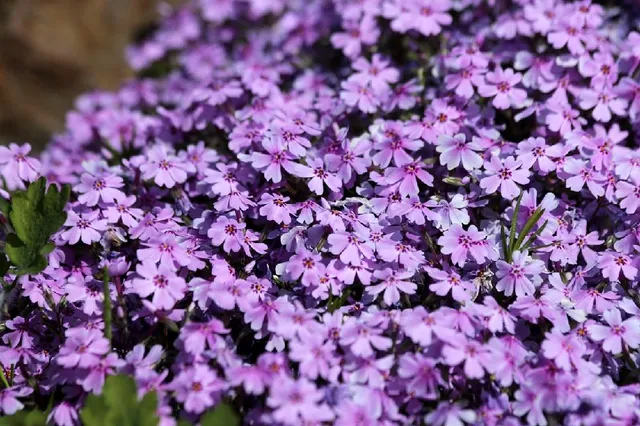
[61,210,109,245]
[351,54,399,95]
[57,329,110,368]
[436,133,483,171]
[250,136,299,183]
[541,331,586,371]
[75,169,124,206]
[208,216,246,253]
[331,15,380,58]
[426,266,473,302]
[171,364,225,414]
[442,333,490,379]
[425,402,476,426]
[340,78,378,113]
[132,262,187,310]
[258,193,294,224]
[480,156,531,200]
[597,251,637,281]
[0,386,32,415]
[477,67,528,110]
[0,143,41,190]
[140,144,195,188]
[383,1,452,36]
[438,224,493,267]
[366,268,416,305]
[267,378,334,425]
[588,309,640,354]
[579,87,628,122]
[496,250,545,298]
[295,158,342,195]
[328,229,374,265]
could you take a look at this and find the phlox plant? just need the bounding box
[3,0,640,425]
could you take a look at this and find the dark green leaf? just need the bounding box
[9,179,68,248]
[513,208,545,253]
[80,375,160,426]
[0,409,47,426]
[5,234,47,275]
[200,403,240,426]
[507,191,523,262]
[0,253,9,277]
[0,197,10,219]
[39,243,56,256]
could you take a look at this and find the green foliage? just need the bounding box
[501,191,547,262]
[80,375,159,426]
[200,403,240,426]
[2,177,70,276]
[0,409,47,426]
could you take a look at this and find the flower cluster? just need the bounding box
[2,0,640,425]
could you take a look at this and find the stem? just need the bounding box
[102,267,113,346]
[0,364,10,389]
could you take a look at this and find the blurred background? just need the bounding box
[0,0,183,150]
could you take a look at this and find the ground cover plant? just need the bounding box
[2,0,640,424]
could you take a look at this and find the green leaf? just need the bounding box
[200,403,240,426]
[5,234,47,275]
[0,409,47,426]
[0,197,10,219]
[507,191,523,262]
[0,253,9,277]
[80,375,160,426]
[41,183,70,238]
[39,243,56,256]
[9,179,68,248]
[513,208,546,253]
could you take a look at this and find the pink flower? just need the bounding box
[295,158,342,195]
[132,262,187,310]
[340,315,392,357]
[548,15,589,55]
[207,216,246,253]
[0,143,41,190]
[285,248,325,287]
[258,193,294,224]
[340,78,378,113]
[140,144,195,188]
[563,158,605,197]
[380,160,434,197]
[436,133,483,171]
[371,121,422,168]
[267,378,334,425]
[104,195,143,227]
[480,156,531,200]
[615,179,640,214]
[351,54,399,95]
[541,331,586,371]
[496,251,545,298]
[597,251,637,281]
[579,87,628,123]
[588,309,640,354]
[61,210,108,245]
[327,229,374,265]
[75,170,124,206]
[330,15,379,58]
[426,266,473,302]
[477,67,528,110]
[383,1,452,36]
[250,137,299,183]
[442,333,490,379]
[137,234,191,268]
[438,224,493,267]
[400,307,455,346]
[366,268,416,305]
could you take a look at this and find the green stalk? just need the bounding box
[513,208,546,253]
[508,192,524,260]
[102,267,113,346]
[519,219,549,252]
